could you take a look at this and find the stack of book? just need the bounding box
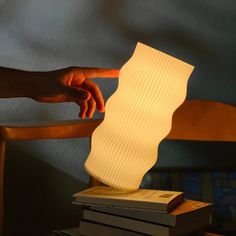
[73,186,213,236]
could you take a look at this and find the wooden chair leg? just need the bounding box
[0,140,6,236]
[88,137,102,187]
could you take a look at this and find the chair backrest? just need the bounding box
[0,119,102,235]
[167,100,236,142]
[0,99,235,235]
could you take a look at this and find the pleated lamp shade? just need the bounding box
[85,42,194,191]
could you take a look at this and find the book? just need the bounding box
[82,209,210,236]
[73,186,183,212]
[89,199,213,227]
[80,220,146,236]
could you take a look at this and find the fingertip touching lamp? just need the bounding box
[85,42,194,191]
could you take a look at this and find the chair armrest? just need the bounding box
[0,119,102,141]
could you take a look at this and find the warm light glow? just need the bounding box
[85,42,194,191]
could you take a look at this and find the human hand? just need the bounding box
[31,67,119,118]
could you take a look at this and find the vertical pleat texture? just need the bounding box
[85,42,194,191]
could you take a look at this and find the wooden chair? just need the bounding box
[0,100,236,235]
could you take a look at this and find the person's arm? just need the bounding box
[0,67,35,98]
[0,66,119,118]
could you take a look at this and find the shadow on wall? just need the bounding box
[100,1,220,64]
[98,0,235,104]
[4,143,86,236]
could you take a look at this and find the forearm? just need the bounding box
[0,66,118,118]
[0,67,36,98]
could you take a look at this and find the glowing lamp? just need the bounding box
[85,42,194,191]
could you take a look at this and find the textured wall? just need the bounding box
[0,0,235,235]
